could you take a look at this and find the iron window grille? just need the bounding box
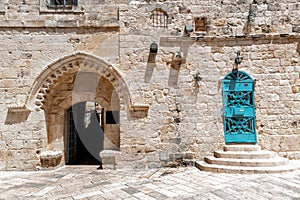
[48,0,78,6]
[151,8,168,29]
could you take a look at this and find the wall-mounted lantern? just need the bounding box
[235,51,243,65]
[234,51,243,70]
[150,43,158,54]
[148,43,158,63]
[176,52,182,58]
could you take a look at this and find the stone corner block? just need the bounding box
[39,151,62,168]
[100,150,120,170]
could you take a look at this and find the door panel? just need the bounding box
[66,102,102,165]
[222,70,257,144]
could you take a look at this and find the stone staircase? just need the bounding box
[196,144,300,174]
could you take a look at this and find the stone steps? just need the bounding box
[214,150,277,159]
[196,144,300,174]
[204,156,288,167]
[223,144,261,152]
[196,160,300,174]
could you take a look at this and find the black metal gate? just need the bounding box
[66,107,77,164]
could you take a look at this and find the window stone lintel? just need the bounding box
[40,0,85,14]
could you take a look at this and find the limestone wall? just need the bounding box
[0,0,299,170]
[117,0,300,168]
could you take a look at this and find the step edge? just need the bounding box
[205,155,288,162]
[196,161,300,171]
[224,145,261,151]
[215,150,276,155]
[204,156,289,167]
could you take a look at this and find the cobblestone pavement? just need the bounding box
[1,166,300,200]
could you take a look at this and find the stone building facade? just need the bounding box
[0,0,299,170]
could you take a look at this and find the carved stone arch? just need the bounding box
[147,3,171,14]
[57,96,73,112]
[26,52,133,112]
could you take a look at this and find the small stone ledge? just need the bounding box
[192,33,300,40]
[99,150,120,170]
[0,21,119,29]
[7,106,30,113]
[40,8,85,14]
[39,151,62,169]
[130,103,150,111]
[5,107,31,125]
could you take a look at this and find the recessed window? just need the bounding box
[106,111,120,124]
[151,8,168,29]
[194,17,207,32]
[49,0,78,6]
[40,0,83,13]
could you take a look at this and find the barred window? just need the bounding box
[151,8,168,29]
[49,0,78,6]
[106,111,120,124]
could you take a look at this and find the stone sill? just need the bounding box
[0,23,119,29]
[163,33,300,42]
[191,33,300,41]
[161,33,300,46]
[40,5,85,14]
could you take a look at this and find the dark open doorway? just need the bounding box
[66,102,104,165]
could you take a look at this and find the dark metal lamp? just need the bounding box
[150,43,158,54]
[235,51,243,65]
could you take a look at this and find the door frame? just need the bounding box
[222,70,257,144]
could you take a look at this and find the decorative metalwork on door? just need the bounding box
[222,70,257,144]
[66,107,77,164]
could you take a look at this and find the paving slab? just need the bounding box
[0,166,299,199]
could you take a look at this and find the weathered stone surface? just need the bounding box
[0,0,299,171]
[292,26,300,33]
[39,151,62,168]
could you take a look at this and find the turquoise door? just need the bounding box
[222,70,257,144]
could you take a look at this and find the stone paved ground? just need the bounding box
[0,166,300,200]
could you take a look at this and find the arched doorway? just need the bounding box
[27,53,125,166]
[58,73,121,165]
[66,101,104,165]
[222,70,257,144]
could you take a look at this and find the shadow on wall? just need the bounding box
[168,52,186,87]
[5,108,31,125]
[145,42,188,86]
[144,43,158,83]
[144,53,156,83]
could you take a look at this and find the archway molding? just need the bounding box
[26,52,135,111]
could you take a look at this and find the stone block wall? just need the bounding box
[0,0,299,170]
[117,0,300,168]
